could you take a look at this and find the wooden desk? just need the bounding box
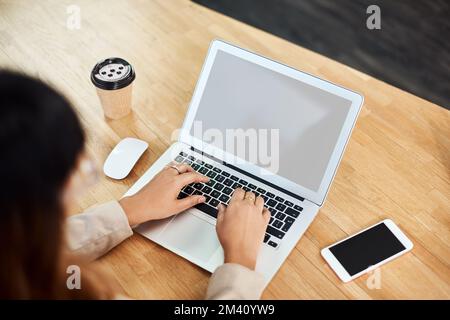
[1,0,448,299]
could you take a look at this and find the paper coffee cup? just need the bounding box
[90,57,136,119]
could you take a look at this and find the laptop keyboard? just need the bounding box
[175,151,304,248]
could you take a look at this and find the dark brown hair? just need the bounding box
[0,70,118,299]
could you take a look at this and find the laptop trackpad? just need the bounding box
[157,212,221,263]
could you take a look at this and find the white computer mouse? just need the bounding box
[103,137,148,180]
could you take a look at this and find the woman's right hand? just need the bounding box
[216,188,270,270]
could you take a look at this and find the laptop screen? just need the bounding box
[190,49,353,192]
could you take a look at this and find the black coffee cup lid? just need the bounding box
[91,57,135,90]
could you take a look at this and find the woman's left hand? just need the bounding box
[119,162,209,226]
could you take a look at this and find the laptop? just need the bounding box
[124,40,363,286]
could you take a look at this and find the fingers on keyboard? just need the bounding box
[175,151,304,247]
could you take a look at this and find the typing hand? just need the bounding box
[216,188,270,270]
[119,162,209,225]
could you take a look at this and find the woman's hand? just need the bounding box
[216,188,270,270]
[119,162,209,226]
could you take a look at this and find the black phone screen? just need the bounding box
[329,222,406,276]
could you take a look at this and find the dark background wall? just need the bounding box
[193,0,450,110]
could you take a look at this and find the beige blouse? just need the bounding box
[66,201,265,299]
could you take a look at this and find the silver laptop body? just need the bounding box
[124,40,363,286]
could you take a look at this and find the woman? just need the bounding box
[0,70,270,299]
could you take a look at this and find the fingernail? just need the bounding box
[199,196,206,203]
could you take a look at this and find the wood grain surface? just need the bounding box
[0,0,448,299]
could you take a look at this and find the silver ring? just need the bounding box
[169,165,181,174]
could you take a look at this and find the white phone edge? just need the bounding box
[321,219,414,283]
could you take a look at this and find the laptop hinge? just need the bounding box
[187,145,306,203]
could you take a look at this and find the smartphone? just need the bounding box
[321,219,413,282]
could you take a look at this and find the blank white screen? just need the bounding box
[191,50,352,192]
